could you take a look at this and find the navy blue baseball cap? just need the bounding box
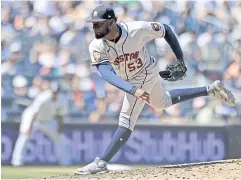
[87,5,116,23]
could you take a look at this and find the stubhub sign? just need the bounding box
[1,122,227,165]
[121,130,225,163]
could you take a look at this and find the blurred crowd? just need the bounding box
[1,1,241,124]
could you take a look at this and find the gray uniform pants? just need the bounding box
[119,58,172,130]
[11,108,71,166]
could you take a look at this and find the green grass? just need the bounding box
[1,166,77,179]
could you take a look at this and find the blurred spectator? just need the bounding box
[1,43,22,75]
[12,75,28,98]
[40,79,51,91]
[224,49,241,89]
[11,75,31,113]
[89,98,107,123]
[69,75,89,117]
[104,83,124,118]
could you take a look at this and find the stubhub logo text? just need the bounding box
[123,130,225,164]
[1,124,226,165]
[69,129,226,164]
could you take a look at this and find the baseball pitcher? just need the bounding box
[11,84,70,166]
[76,5,235,175]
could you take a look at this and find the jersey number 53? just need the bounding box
[128,58,143,72]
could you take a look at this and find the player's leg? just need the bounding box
[75,66,161,175]
[148,78,172,110]
[75,61,159,175]
[100,92,146,162]
[37,122,71,165]
[11,133,29,166]
[11,109,33,166]
[37,122,62,165]
[37,121,61,144]
[149,79,235,110]
[76,94,146,175]
[168,80,235,106]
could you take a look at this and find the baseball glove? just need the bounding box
[159,60,187,81]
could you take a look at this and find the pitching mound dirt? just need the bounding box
[30,159,241,180]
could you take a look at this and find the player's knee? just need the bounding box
[118,113,135,131]
[152,91,172,110]
[160,91,172,108]
[164,91,172,106]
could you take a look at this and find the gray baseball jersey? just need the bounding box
[20,90,68,133]
[89,21,172,130]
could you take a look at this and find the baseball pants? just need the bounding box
[119,57,172,130]
[11,109,71,166]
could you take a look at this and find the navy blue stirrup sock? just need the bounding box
[100,126,132,162]
[168,86,208,105]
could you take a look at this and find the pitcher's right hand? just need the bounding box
[134,88,150,104]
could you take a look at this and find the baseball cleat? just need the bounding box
[207,80,236,106]
[75,157,109,175]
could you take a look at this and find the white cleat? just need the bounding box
[75,157,109,175]
[207,80,236,106]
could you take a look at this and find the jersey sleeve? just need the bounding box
[31,96,45,113]
[31,91,51,113]
[140,21,166,42]
[89,40,109,66]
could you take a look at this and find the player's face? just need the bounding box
[92,21,110,39]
